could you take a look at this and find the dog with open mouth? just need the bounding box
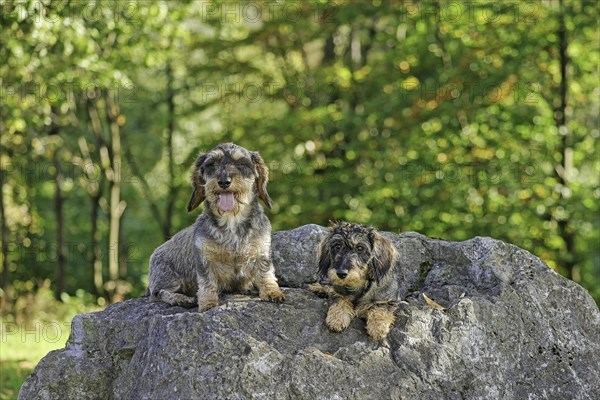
[147,143,285,311]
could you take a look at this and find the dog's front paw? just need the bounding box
[260,286,285,303]
[325,300,355,332]
[326,310,353,332]
[308,283,331,298]
[366,320,392,341]
[198,296,219,312]
[365,307,395,341]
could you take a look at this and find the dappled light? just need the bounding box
[0,1,598,395]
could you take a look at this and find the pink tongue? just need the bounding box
[218,192,235,212]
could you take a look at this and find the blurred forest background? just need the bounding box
[0,0,599,396]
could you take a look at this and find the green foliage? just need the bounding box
[0,0,598,313]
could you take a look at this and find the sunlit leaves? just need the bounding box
[1,0,597,303]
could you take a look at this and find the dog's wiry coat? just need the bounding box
[147,143,284,311]
[309,221,400,341]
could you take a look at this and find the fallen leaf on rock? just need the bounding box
[422,293,446,311]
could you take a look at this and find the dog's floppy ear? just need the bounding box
[368,231,398,284]
[317,231,333,280]
[251,151,272,209]
[187,153,207,212]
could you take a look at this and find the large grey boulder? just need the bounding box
[20,225,600,399]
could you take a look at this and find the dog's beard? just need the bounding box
[328,268,368,292]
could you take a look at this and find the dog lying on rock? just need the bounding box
[309,221,400,341]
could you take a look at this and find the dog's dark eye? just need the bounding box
[203,161,215,173]
[333,243,342,251]
[236,160,254,174]
[356,244,366,253]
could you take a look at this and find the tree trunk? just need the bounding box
[554,0,576,280]
[78,133,106,297]
[90,192,104,296]
[53,149,67,301]
[0,169,9,311]
[118,208,127,279]
[164,60,176,239]
[108,178,120,284]
[106,95,125,289]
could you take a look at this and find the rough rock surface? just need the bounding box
[20,224,600,399]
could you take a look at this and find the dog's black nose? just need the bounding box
[218,178,231,189]
[336,271,348,279]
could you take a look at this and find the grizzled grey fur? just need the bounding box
[310,221,401,341]
[147,143,285,311]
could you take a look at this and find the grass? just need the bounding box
[0,320,70,400]
[0,281,103,400]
